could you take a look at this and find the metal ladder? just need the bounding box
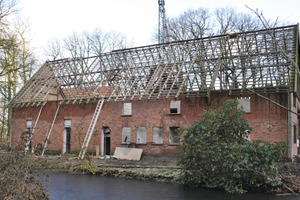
[41,102,61,156]
[78,98,104,159]
[25,102,46,155]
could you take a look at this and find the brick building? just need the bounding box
[8,25,300,158]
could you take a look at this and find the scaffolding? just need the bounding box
[8,25,299,107]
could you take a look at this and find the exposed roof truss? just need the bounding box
[9,25,299,107]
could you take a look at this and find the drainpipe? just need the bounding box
[288,93,293,158]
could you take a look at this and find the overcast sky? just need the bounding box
[18,0,300,60]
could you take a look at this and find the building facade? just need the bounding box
[8,25,300,158]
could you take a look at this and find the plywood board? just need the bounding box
[113,147,143,161]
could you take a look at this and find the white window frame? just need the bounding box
[64,119,72,128]
[26,120,32,131]
[122,127,131,144]
[153,127,163,144]
[170,100,181,114]
[122,102,132,116]
[237,97,251,113]
[137,127,147,144]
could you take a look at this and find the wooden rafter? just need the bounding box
[8,25,299,107]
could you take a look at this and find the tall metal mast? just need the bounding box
[158,0,168,43]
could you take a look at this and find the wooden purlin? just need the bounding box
[139,45,168,100]
[12,64,51,105]
[36,60,67,102]
[130,47,156,100]
[9,25,299,107]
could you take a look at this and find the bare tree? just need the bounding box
[14,19,36,84]
[44,29,132,60]
[0,13,36,141]
[153,6,284,42]
[0,0,18,21]
[214,7,237,34]
[159,8,212,42]
[43,38,64,61]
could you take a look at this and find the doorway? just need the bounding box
[102,127,111,155]
[65,127,71,153]
[63,120,71,154]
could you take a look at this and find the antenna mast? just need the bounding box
[158,0,168,43]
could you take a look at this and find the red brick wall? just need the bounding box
[10,92,289,155]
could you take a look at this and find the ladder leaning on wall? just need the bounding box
[78,98,104,159]
[41,102,61,156]
[25,102,46,155]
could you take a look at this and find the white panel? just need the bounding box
[137,127,147,144]
[153,127,163,144]
[122,127,131,143]
[65,119,72,127]
[63,129,66,153]
[170,100,181,114]
[26,120,32,128]
[123,103,132,115]
[237,97,251,113]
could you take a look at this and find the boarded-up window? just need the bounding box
[237,97,251,113]
[170,100,181,114]
[153,127,163,144]
[169,127,180,144]
[123,103,132,115]
[122,127,131,144]
[65,119,71,128]
[137,127,147,144]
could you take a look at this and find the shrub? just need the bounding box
[0,141,49,199]
[178,99,286,193]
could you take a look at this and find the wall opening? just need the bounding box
[298,109,300,155]
[26,120,32,151]
[294,124,298,144]
[122,127,131,144]
[169,127,180,144]
[137,127,147,144]
[122,103,132,116]
[63,120,71,154]
[170,100,181,114]
[102,127,111,155]
[237,97,251,113]
[153,127,163,144]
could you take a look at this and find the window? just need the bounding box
[122,103,132,116]
[64,119,71,127]
[137,127,147,144]
[294,125,297,144]
[170,100,181,114]
[153,127,163,144]
[26,120,32,131]
[169,127,180,144]
[237,97,251,113]
[122,127,131,144]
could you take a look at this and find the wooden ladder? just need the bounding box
[25,102,46,155]
[41,102,61,156]
[78,98,104,159]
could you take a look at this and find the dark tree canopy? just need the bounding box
[178,99,286,193]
